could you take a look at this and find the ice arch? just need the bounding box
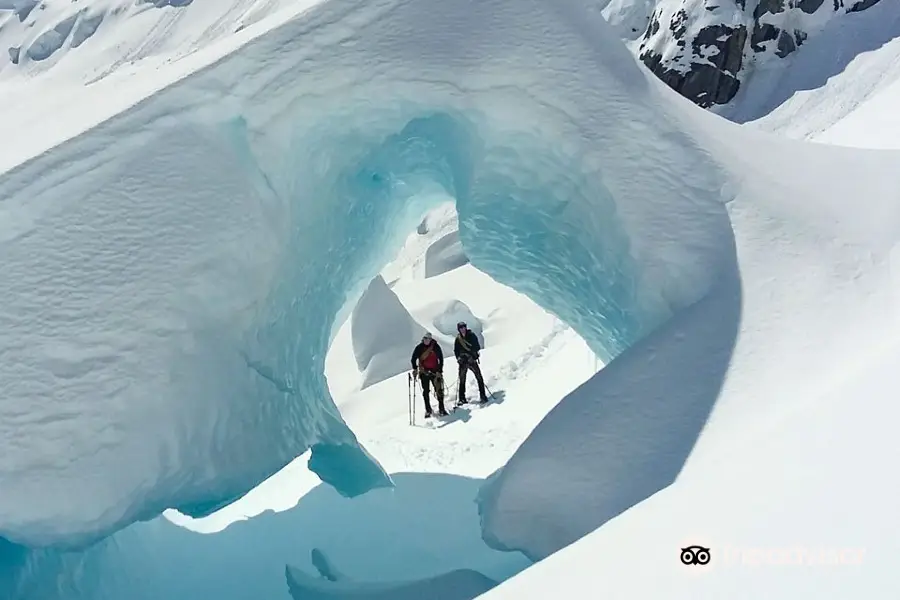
[0,0,739,549]
[230,107,669,362]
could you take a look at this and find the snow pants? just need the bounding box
[457,357,487,403]
[419,370,445,413]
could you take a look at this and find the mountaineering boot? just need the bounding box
[425,410,433,419]
[438,407,449,417]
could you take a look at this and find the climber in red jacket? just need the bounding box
[410,332,448,417]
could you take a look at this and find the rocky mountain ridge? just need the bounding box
[617,0,885,107]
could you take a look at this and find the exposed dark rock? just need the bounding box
[641,23,746,107]
[670,8,688,39]
[693,23,746,77]
[775,29,796,57]
[797,0,826,14]
[636,0,885,109]
[848,0,882,13]
[754,0,785,20]
[750,22,779,52]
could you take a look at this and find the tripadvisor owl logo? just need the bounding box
[681,545,711,566]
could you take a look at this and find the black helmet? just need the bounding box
[457,321,467,330]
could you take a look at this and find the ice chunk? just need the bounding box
[292,546,499,599]
[285,564,498,600]
[424,230,469,278]
[70,12,104,49]
[477,269,741,560]
[350,275,430,389]
[431,299,485,349]
[25,13,79,62]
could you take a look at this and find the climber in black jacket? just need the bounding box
[453,321,487,405]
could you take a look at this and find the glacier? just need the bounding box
[3,0,900,596]
[0,0,734,551]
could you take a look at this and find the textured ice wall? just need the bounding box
[0,0,735,551]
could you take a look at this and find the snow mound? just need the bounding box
[479,339,900,599]
[478,266,740,560]
[477,93,900,561]
[415,205,458,237]
[430,299,484,348]
[424,229,469,278]
[350,275,429,389]
[285,564,498,600]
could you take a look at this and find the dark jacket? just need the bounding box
[454,330,481,361]
[411,341,444,371]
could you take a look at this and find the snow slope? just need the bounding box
[736,0,900,147]
[481,336,900,599]
[478,91,900,559]
[0,0,298,81]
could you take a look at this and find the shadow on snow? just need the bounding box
[0,473,530,600]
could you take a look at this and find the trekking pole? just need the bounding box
[408,372,414,426]
[476,357,495,401]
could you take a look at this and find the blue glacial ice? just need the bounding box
[0,473,527,600]
[0,0,735,550]
[0,0,753,593]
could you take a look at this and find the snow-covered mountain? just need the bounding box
[0,0,890,115]
[0,0,296,82]
[611,0,886,108]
